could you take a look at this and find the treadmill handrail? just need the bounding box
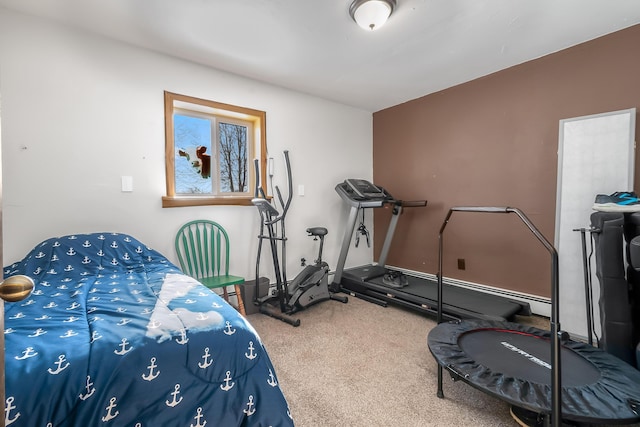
[397,200,428,208]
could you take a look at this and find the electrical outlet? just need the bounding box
[457,258,466,270]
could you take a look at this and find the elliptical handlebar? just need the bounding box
[254,158,266,199]
[278,150,293,219]
[253,150,293,224]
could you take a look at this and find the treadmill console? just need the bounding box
[336,179,393,209]
[343,179,387,200]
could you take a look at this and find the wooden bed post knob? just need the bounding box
[0,275,34,302]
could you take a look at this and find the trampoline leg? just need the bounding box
[437,365,444,398]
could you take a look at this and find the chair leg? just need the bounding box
[235,284,246,316]
[222,287,229,302]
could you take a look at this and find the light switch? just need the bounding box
[121,176,133,192]
[298,184,305,196]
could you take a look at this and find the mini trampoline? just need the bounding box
[427,207,640,427]
[428,319,640,424]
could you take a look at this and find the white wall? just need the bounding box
[0,8,374,283]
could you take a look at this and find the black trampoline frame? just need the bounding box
[436,207,563,427]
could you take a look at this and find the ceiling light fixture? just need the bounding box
[349,0,396,31]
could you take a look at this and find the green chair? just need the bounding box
[175,220,246,315]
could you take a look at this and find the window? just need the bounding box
[163,91,267,207]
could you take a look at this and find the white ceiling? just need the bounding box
[1,0,640,112]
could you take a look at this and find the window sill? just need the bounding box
[162,196,256,208]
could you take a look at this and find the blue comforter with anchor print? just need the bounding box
[3,232,293,427]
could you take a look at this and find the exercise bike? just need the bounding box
[252,150,347,326]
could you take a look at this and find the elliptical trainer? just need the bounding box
[252,150,347,326]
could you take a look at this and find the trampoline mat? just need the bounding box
[428,320,640,423]
[458,329,600,386]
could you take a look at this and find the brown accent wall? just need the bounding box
[373,24,640,298]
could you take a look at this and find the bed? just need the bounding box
[3,232,293,426]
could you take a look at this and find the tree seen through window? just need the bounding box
[219,122,248,193]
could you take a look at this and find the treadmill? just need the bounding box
[331,179,531,321]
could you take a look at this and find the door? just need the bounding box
[0,84,35,427]
[555,108,636,338]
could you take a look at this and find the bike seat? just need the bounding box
[306,227,328,237]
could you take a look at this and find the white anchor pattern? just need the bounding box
[5,396,20,425]
[3,233,292,426]
[47,354,70,374]
[165,384,183,407]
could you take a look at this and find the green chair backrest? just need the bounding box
[175,220,232,280]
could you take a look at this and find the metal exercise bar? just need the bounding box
[573,227,599,346]
[437,206,561,427]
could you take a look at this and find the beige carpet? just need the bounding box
[248,295,550,427]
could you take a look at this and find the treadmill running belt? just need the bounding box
[342,267,527,321]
